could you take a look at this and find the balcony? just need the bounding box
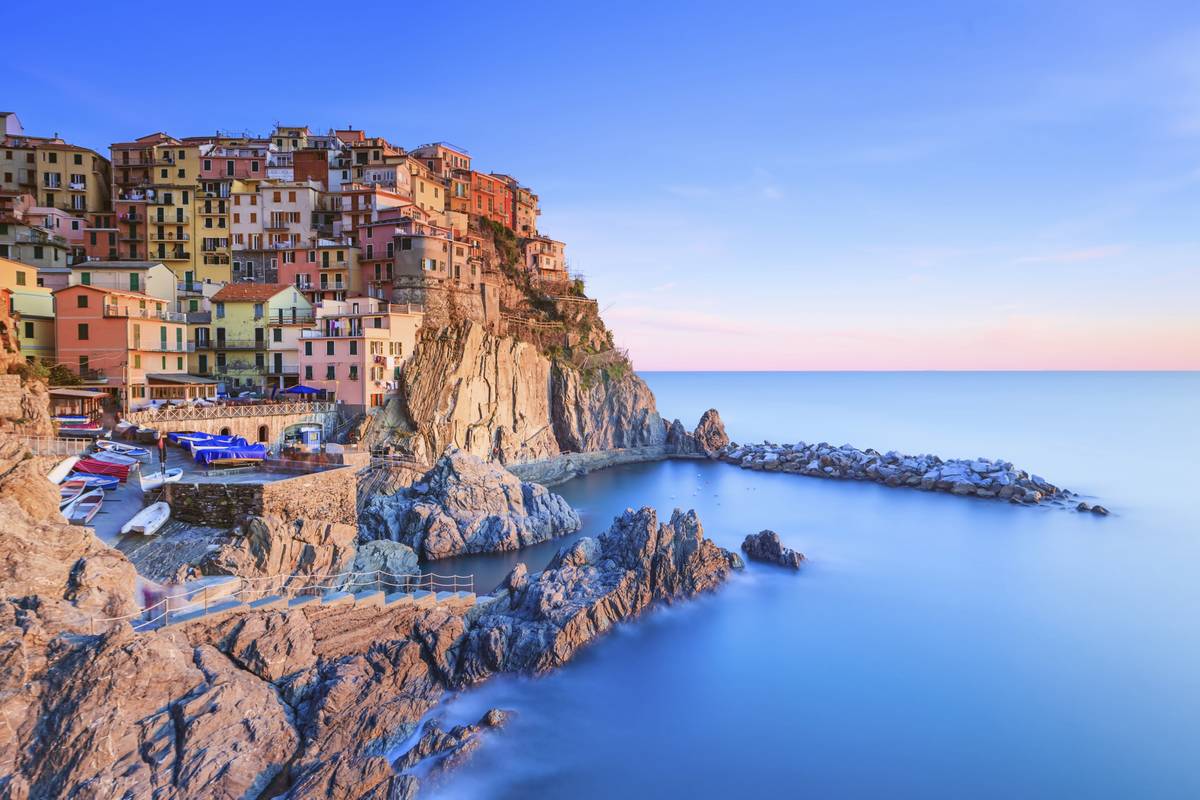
[178,280,205,294]
[208,339,267,351]
[265,364,299,375]
[187,311,212,325]
[152,213,190,224]
[136,342,194,353]
[158,251,192,261]
[103,305,186,323]
[268,309,316,325]
[202,254,230,265]
[150,231,190,242]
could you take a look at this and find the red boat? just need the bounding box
[73,457,131,481]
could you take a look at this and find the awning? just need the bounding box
[285,385,320,394]
[146,373,219,385]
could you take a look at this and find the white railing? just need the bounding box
[22,436,90,456]
[125,401,336,423]
[87,568,475,634]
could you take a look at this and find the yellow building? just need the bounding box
[147,141,201,280]
[197,283,313,391]
[35,142,111,217]
[0,256,54,362]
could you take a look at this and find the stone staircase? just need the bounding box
[88,570,476,634]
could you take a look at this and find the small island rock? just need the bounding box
[741,530,805,569]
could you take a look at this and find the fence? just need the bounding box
[21,436,90,457]
[87,568,475,634]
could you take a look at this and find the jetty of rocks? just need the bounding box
[717,440,1084,508]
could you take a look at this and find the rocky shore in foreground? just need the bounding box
[718,440,1094,509]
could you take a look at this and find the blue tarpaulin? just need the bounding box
[194,444,267,464]
[285,385,320,395]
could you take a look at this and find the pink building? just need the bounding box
[296,297,422,407]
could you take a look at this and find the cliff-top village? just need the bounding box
[0,111,573,411]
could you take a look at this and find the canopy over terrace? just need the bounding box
[48,388,108,418]
[145,373,219,404]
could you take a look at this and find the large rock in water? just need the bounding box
[551,363,666,452]
[741,530,805,569]
[665,408,730,457]
[400,321,560,464]
[360,448,581,560]
[457,507,743,679]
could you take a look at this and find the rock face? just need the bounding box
[393,708,510,788]
[719,440,1080,507]
[741,530,805,569]
[198,515,358,595]
[400,321,560,464]
[551,364,666,453]
[457,507,743,679]
[360,448,580,560]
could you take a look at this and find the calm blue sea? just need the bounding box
[428,372,1200,799]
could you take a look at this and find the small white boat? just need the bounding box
[65,489,104,525]
[140,468,183,491]
[59,479,87,508]
[95,440,151,459]
[120,502,170,536]
[90,450,140,466]
[47,456,80,485]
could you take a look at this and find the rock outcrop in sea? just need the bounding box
[665,408,730,456]
[457,507,744,678]
[741,530,806,569]
[719,441,1077,506]
[360,447,581,560]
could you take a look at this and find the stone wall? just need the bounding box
[165,466,357,527]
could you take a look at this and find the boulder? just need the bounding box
[360,448,580,560]
[740,530,805,569]
[693,409,730,456]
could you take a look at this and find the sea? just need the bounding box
[426,372,1200,799]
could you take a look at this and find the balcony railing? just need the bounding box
[150,231,190,241]
[206,339,267,350]
[265,364,300,375]
[157,251,192,261]
[103,305,186,322]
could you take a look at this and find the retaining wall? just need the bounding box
[165,466,357,527]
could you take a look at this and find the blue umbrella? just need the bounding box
[285,385,320,395]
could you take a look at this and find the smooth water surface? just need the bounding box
[428,372,1200,799]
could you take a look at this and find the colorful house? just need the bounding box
[68,260,178,305]
[51,284,194,409]
[297,297,422,407]
[199,283,313,391]
[0,256,55,362]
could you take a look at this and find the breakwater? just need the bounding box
[717,440,1097,509]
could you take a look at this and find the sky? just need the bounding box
[7,1,1200,370]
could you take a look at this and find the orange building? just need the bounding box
[52,284,203,409]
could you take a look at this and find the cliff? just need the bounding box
[396,320,667,465]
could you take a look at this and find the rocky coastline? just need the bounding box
[718,440,1084,508]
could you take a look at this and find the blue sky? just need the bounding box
[9,1,1200,369]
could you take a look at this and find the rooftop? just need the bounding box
[212,282,293,302]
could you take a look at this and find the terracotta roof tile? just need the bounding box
[211,282,292,302]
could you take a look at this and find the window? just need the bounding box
[348,365,358,381]
[133,354,141,368]
[23,321,33,338]
[177,357,183,369]
[304,341,312,356]
[79,355,88,373]
[203,159,212,171]
[216,302,225,318]
[77,323,89,340]
[129,273,139,291]
[253,303,263,319]
[33,245,44,260]
[272,328,281,342]
[349,341,357,355]
[401,238,412,251]
[73,153,82,165]
[326,341,334,355]
[76,294,88,308]
[305,365,313,380]
[15,270,25,286]
[325,365,335,379]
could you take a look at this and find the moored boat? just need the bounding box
[64,472,121,491]
[47,456,80,485]
[59,480,87,508]
[74,458,131,481]
[120,502,170,536]
[139,468,183,491]
[65,490,104,526]
[95,440,151,459]
[90,450,140,467]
